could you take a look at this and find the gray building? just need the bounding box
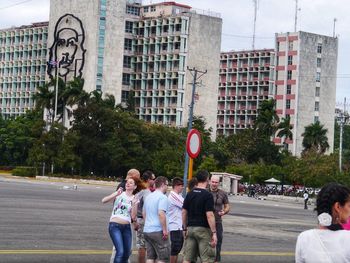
[274,31,338,156]
[47,0,222,136]
[0,22,48,118]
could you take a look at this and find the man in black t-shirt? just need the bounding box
[182,170,217,263]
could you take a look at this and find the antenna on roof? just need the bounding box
[333,18,337,38]
[252,0,258,49]
[294,0,301,32]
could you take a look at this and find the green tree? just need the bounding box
[33,80,55,123]
[302,121,329,154]
[276,115,293,150]
[0,110,44,166]
[254,99,279,138]
[197,156,218,172]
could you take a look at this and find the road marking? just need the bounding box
[222,251,294,256]
[0,250,294,256]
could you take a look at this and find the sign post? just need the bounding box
[184,129,201,195]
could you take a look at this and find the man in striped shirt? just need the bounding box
[168,177,184,263]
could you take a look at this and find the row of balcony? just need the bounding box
[217,109,259,115]
[136,108,178,115]
[218,93,269,100]
[220,52,273,59]
[219,81,271,87]
[217,123,255,129]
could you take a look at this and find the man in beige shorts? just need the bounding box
[182,171,217,263]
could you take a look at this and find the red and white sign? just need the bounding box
[186,129,201,159]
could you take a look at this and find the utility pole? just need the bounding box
[54,64,60,120]
[252,0,258,49]
[182,67,207,197]
[339,97,347,172]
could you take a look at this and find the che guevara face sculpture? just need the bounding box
[47,14,86,82]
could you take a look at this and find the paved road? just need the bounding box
[0,176,317,262]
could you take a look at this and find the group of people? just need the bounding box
[102,169,229,263]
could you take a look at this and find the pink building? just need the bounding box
[217,49,274,136]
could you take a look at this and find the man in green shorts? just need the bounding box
[182,170,217,263]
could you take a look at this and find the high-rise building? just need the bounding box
[0,22,48,119]
[132,2,222,132]
[217,49,274,136]
[274,31,338,156]
[47,0,222,136]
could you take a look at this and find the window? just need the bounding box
[287,70,292,80]
[286,99,291,109]
[314,116,319,123]
[121,90,129,102]
[317,43,322,53]
[315,101,319,111]
[316,72,321,82]
[315,86,320,97]
[123,56,131,68]
[124,38,132,51]
[288,41,293,50]
[122,73,130,85]
[126,6,140,16]
[144,6,149,12]
[125,21,133,33]
[317,58,321,68]
[151,6,156,12]
[288,56,293,65]
[286,85,291,95]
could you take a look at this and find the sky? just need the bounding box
[0,0,349,105]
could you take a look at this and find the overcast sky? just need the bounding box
[0,0,349,105]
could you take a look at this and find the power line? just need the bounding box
[0,0,33,11]
[222,33,274,39]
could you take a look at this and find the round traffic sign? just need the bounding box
[186,129,201,159]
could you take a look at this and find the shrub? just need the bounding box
[12,167,37,177]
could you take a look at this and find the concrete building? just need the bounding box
[274,31,338,156]
[0,22,48,119]
[210,172,243,195]
[47,0,222,136]
[132,2,222,134]
[217,49,274,136]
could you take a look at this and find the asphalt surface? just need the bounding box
[0,176,317,263]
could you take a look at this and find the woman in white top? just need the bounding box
[295,183,350,263]
[102,178,140,263]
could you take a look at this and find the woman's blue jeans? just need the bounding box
[108,222,132,263]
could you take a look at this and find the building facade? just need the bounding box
[274,31,338,156]
[217,49,274,136]
[47,0,222,136]
[0,22,48,119]
[132,2,222,133]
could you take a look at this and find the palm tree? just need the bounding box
[33,80,55,123]
[254,99,280,138]
[276,116,293,150]
[61,77,89,124]
[302,121,329,154]
[65,77,89,107]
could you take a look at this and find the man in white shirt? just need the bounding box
[168,177,184,263]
